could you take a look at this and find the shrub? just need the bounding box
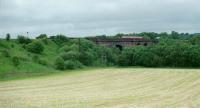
[96,46,117,66]
[32,55,47,65]
[59,51,79,61]
[36,34,47,39]
[59,45,71,52]
[12,56,20,66]
[50,34,69,45]
[26,41,44,54]
[64,60,83,69]
[189,36,200,45]
[54,57,65,70]
[79,51,95,66]
[117,55,127,66]
[76,39,95,51]
[17,35,32,44]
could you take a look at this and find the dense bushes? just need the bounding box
[2,32,200,72]
[26,41,44,54]
[36,34,47,39]
[32,55,47,65]
[54,56,83,70]
[189,36,200,45]
[50,34,69,45]
[59,51,79,61]
[95,46,118,66]
[55,57,65,70]
[117,39,200,67]
[79,51,95,66]
[17,35,32,44]
[55,39,95,70]
[54,38,121,70]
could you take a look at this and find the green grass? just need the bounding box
[0,39,60,80]
[1,68,200,108]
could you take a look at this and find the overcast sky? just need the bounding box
[0,0,200,38]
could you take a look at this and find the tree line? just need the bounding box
[2,31,200,70]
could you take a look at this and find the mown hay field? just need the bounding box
[1,68,200,108]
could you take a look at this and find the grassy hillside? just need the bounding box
[1,34,200,80]
[1,68,200,108]
[0,39,60,80]
[0,36,117,80]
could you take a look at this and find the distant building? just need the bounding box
[87,36,154,50]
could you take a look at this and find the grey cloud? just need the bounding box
[0,0,200,38]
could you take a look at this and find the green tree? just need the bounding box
[171,31,179,39]
[55,57,65,70]
[189,36,200,45]
[36,34,47,39]
[59,51,79,61]
[17,35,32,44]
[26,41,44,54]
[6,33,10,41]
[50,34,69,45]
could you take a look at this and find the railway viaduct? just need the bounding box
[88,36,154,50]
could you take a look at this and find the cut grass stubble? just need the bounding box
[1,68,200,108]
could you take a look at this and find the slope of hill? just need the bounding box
[0,39,59,80]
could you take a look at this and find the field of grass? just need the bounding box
[1,68,200,108]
